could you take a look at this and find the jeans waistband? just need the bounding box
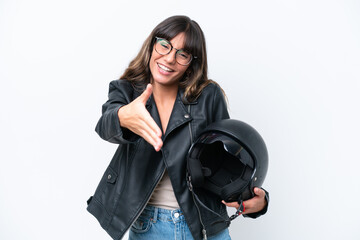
[142,205,185,223]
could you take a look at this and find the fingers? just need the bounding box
[221,200,240,209]
[141,111,162,138]
[241,188,266,214]
[136,84,162,138]
[138,124,163,151]
[137,84,162,150]
[124,109,163,151]
[139,84,153,104]
[117,84,163,151]
[253,187,265,198]
[221,188,266,215]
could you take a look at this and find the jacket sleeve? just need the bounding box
[95,80,139,144]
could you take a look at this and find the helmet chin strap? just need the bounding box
[186,174,245,225]
[229,197,245,221]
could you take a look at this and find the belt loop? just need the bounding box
[152,207,158,223]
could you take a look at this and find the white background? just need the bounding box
[1,0,359,239]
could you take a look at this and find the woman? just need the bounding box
[87,15,269,240]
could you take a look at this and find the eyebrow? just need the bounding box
[164,38,187,52]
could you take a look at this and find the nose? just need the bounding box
[163,48,177,64]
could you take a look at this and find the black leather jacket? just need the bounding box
[87,79,267,240]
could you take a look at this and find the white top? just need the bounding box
[148,170,180,210]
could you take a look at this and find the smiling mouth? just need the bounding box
[157,63,174,72]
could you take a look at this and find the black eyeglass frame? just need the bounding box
[154,37,197,66]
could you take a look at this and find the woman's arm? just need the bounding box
[95,80,162,150]
[117,84,163,151]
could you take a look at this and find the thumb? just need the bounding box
[139,84,153,104]
[253,187,265,197]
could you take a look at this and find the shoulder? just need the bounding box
[106,79,141,102]
[202,81,229,120]
[110,79,144,93]
[109,79,133,91]
[200,81,225,100]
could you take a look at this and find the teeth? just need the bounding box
[158,63,172,72]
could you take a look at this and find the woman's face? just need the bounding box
[149,32,190,87]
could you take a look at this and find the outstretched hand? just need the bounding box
[117,84,163,151]
[222,187,266,215]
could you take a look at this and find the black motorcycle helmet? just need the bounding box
[187,119,268,204]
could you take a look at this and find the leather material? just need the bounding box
[87,79,232,240]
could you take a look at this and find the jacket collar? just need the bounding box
[145,88,195,140]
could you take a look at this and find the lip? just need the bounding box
[157,62,174,75]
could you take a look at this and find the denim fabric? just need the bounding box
[129,205,231,240]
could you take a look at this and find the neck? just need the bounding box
[151,81,179,134]
[152,82,179,103]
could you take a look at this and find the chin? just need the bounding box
[153,75,180,86]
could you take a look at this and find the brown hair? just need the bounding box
[120,15,221,103]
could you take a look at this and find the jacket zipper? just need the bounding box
[126,102,189,235]
[124,105,206,239]
[188,105,193,144]
[188,105,207,240]
[126,158,166,234]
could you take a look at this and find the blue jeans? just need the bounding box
[129,205,231,240]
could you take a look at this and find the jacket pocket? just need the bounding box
[104,166,118,184]
[92,165,119,213]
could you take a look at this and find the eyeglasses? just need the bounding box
[154,37,196,66]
